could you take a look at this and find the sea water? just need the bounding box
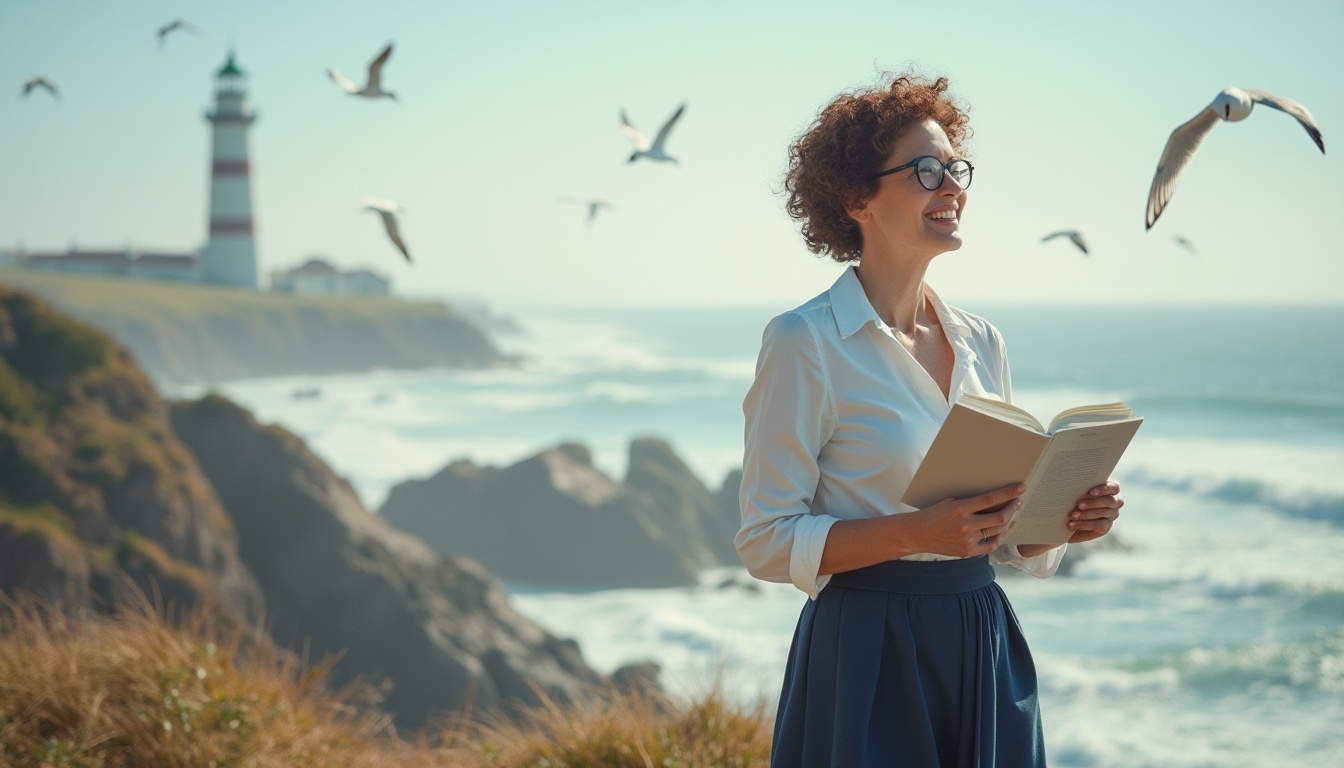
[184,302,1344,767]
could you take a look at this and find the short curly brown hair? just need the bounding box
[784,72,972,261]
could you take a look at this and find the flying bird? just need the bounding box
[1173,235,1199,257]
[558,197,613,226]
[1145,87,1325,230]
[361,198,411,262]
[620,102,686,164]
[1041,230,1089,256]
[156,18,202,48]
[328,43,398,100]
[20,76,59,101]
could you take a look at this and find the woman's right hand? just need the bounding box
[902,483,1025,558]
[818,483,1026,576]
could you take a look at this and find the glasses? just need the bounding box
[867,156,974,190]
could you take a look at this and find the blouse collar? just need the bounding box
[828,265,973,341]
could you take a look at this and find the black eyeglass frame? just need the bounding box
[866,155,974,190]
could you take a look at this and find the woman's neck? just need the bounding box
[853,252,935,334]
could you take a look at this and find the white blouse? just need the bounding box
[736,266,1066,598]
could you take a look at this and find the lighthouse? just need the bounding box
[200,51,259,289]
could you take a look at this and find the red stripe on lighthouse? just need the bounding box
[209,219,254,234]
[211,160,251,175]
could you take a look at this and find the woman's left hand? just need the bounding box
[1067,480,1123,543]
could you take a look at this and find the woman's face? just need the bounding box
[850,118,968,259]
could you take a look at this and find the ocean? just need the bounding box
[175,301,1344,767]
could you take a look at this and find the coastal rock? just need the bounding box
[381,440,738,589]
[0,286,265,625]
[169,396,605,729]
[624,437,740,568]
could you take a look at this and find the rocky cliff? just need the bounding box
[0,287,609,730]
[380,439,743,589]
[169,396,605,729]
[0,286,264,624]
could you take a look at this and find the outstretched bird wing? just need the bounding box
[327,68,359,93]
[620,110,651,151]
[157,19,200,47]
[21,77,59,100]
[1145,107,1221,229]
[377,210,411,262]
[651,103,686,150]
[1243,89,1326,154]
[366,44,393,91]
[1041,230,1087,255]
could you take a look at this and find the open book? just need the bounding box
[901,394,1143,547]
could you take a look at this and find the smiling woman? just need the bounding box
[782,73,972,261]
[738,71,1126,767]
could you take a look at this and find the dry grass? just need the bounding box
[438,679,773,768]
[0,594,774,767]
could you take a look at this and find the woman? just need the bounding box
[736,72,1124,767]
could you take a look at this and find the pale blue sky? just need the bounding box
[2,0,1341,307]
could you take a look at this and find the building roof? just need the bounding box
[133,253,198,267]
[218,52,245,78]
[26,250,130,265]
[289,258,339,276]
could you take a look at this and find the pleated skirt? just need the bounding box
[770,556,1044,768]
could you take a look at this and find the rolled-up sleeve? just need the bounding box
[735,313,838,599]
[990,542,1067,577]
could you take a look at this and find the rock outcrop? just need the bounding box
[380,438,742,589]
[169,396,605,729]
[0,288,609,730]
[0,286,265,625]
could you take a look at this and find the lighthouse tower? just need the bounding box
[200,51,259,289]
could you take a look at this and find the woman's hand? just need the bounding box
[818,483,1026,576]
[902,483,1026,558]
[1066,479,1123,543]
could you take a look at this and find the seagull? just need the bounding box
[361,198,411,262]
[558,197,613,226]
[1173,235,1199,257]
[1041,230,1089,256]
[328,43,397,100]
[1145,87,1325,230]
[156,18,202,48]
[620,102,686,164]
[20,76,59,101]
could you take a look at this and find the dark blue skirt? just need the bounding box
[770,556,1044,768]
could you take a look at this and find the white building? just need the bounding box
[269,257,390,296]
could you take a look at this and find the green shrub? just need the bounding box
[10,311,115,381]
[0,357,48,424]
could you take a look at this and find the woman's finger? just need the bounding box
[1076,495,1123,512]
[962,483,1027,514]
[1088,480,1121,497]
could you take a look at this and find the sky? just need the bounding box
[2,0,1342,309]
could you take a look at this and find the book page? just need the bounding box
[1002,419,1143,546]
[958,394,1046,433]
[1047,403,1136,433]
[902,403,1050,510]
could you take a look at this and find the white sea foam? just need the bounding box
[1126,434,1344,497]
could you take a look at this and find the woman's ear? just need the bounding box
[846,204,872,224]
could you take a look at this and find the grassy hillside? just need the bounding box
[0,269,510,386]
[0,596,773,767]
